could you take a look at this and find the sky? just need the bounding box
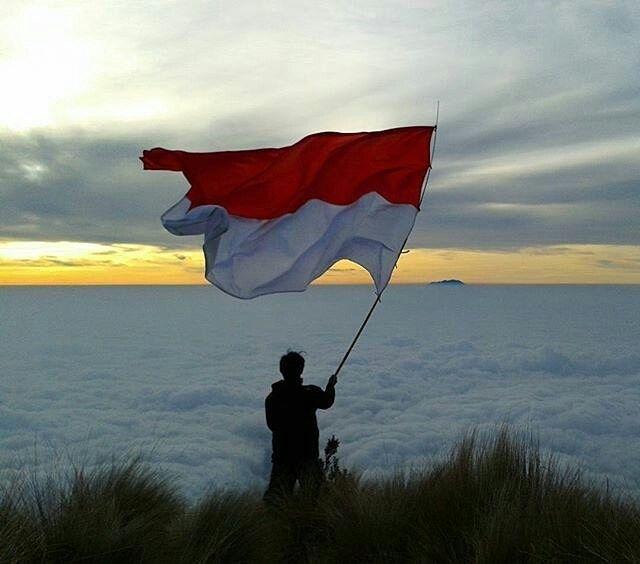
[1,0,639,284]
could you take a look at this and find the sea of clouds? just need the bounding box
[1,285,639,499]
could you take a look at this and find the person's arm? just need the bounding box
[315,374,337,409]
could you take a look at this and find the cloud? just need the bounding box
[0,127,638,252]
[596,258,640,271]
[1,285,640,500]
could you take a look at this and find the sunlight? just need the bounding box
[0,240,205,285]
[0,240,111,261]
[0,4,92,131]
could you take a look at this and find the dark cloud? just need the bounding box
[0,133,189,246]
[1,121,638,252]
[0,257,120,268]
[596,258,640,271]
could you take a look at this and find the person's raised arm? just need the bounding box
[316,374,337,409]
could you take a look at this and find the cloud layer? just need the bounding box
[1,285,639,499]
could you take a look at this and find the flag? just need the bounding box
[141,126,434,298]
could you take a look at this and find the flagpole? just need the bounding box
[334,111,439,378]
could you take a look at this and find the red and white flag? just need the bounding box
[141,126,435,298]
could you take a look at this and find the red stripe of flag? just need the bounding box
[141,126,434,220]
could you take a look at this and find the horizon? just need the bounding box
[3,281,640,287]
[2,242,640,285]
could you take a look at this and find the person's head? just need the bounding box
[279,351,305,384]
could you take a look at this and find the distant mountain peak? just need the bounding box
[429,279,465,285]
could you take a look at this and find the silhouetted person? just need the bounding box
[264,351,337,503]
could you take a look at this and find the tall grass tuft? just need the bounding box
[9,458,183,563]
[1,481,37,563]
[168,491,271,563]
[1,427,639,562]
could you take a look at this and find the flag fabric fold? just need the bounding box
[142,126,434,299]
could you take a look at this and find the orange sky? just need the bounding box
[1,240,639,285]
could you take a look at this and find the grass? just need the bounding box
[1,427,639,563]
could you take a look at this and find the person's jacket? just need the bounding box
[265,380,335,463]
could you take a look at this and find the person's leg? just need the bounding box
[263,461,296,505]
[298,458,324,501]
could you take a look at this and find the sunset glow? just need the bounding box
[2,241,639,286]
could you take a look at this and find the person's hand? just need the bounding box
[327,374,338,387]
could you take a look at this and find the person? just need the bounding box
[263,351,337,503]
